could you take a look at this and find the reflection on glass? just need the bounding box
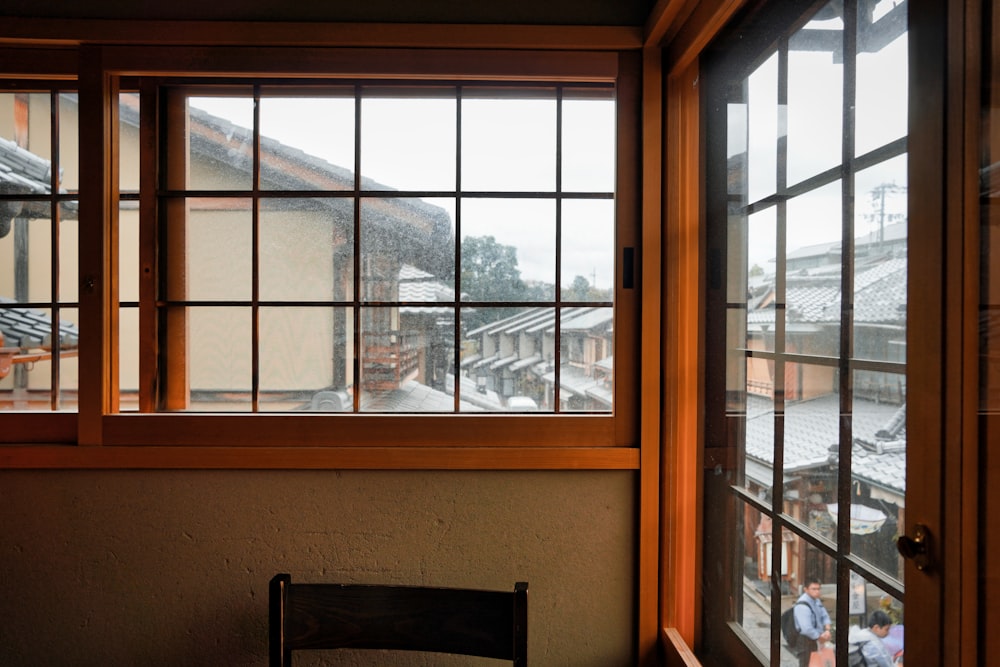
[561,306,613,413]
[260,198,353,302]
[259,307,342,412]
[561,199,614,302]
[462,95,556,192]
[461,198,555,301]
[460,307,555,413]
[186,96,254,190]
[261,94,355,191]
[846,571,905,664]
[561,94,615,192]
[855,15,907,157]
[787,7,844,186]
[361,95,456,192]
[748,52,778,203]
[175,198,252,302]
[119,306,138,411]
[188,306,251,411]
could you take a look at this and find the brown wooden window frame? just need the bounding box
[0,45,641,467]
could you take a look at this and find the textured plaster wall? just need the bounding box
[0,469,636,666]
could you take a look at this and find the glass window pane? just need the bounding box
[561,199,614,302]
[854,155,907,363]
[260,198,354,302]
[460,306,553,412]
[259,307,346,412]
[787,10,844,186]
[744,392,775,492]
[119,205,139,303]
[58,217,78,303]
[56,306,78,410]
[786,182,843,358]
[119,305,138,411]
[748,53,778,203]
[171,198,253,302]
[462,94,556,192]
[186,96,254,191]
[187,306,251,411]
[855,14,907,157]
[851,370,905,579]
[119,92,140,193]
[57,93,79,192]
[783,542,837,660]
[359,305,455,413]
[784,379,840,543]
[846,570,905,664]
[361,94,456,192]
[0,212,51,303]
[561,92,615,192]
[260,93,355,192]
[460,198,555,302]
[740,499,774,663]
[361,197,454,302]
[745,207,777,352]
[560,306,613,412]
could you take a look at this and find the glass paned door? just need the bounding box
[703,1,908,664]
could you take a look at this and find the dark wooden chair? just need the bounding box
[269,574,528,666]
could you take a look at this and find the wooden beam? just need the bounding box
[636,45,664,667]
[0,18,642,51]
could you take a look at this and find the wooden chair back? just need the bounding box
[269,574,527,666]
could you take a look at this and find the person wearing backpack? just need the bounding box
[792,578,832,666]
[847,610,895,667]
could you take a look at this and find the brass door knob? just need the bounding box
[897,523,932,571]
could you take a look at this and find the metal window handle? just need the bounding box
[896,523,932,571]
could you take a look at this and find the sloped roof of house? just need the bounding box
[743,393,905,497]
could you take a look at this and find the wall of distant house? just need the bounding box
[0,469,637,666]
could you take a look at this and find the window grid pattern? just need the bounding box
[152,81,616,414]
